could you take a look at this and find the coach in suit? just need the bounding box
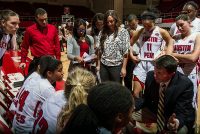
[135,55,195,133]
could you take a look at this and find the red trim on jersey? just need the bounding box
[133,76,145,89]
[0,120,12,134]
[33,101,41,118]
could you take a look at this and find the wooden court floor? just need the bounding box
[60,51,70,80]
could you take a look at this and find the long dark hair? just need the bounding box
[91,13,104,36]
[39,55,62,78]
[100,10,121,53]
[61,82,133,134]
[73,18,91,46]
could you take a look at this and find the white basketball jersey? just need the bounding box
[0,34,10,59]
[12,77,55,134]
[174,33,199,75]
[191,17,200,32]
[132,25,143,55]
[9,72,41,112]
[170,17,200,36]
[138,26,163,61]
[32,90,66,134]
[170,23,181,36]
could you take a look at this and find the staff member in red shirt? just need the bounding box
[20,8,61,75]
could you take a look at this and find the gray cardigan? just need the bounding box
[67,35,95,64]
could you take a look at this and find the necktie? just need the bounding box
[157,84,166,132]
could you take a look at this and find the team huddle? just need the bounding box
[0,0,200,134]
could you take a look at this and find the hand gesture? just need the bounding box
[131,55,140,63]
[167,113,179,132]
[75,56,83,63]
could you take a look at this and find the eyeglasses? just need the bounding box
[77,29,86,33]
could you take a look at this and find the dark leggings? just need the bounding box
[100,62,122,83]
[124,59,135,91]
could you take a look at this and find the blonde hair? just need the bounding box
[57,67,96,131]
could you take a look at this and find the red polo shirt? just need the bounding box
[21,23,61,63]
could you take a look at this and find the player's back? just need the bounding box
[12,76,55,134]
[32,90,66,134]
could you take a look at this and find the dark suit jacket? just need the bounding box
[136,71,195,130]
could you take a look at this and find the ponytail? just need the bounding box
[57,67,96,132]
[58,84,88,128]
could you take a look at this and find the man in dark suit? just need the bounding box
[135,55,195,133]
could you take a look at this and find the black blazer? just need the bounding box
[137,71,195,130]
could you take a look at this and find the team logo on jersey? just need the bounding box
[188,40,194,43]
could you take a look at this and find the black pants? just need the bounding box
[124,59,136,91]
[100,62,122,83]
